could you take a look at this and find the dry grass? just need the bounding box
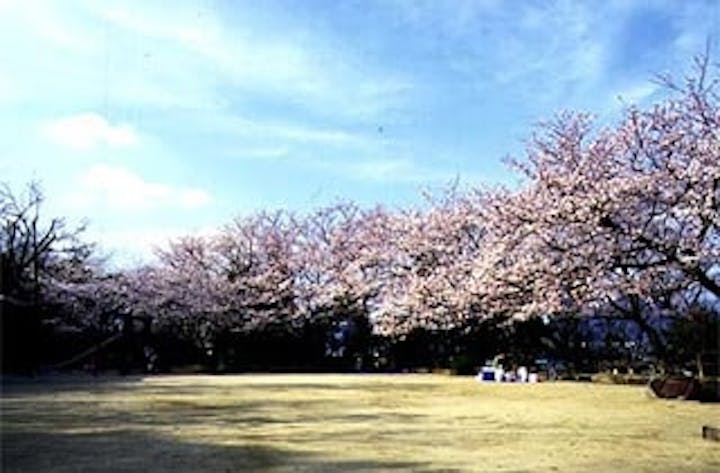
[2,374,719,472]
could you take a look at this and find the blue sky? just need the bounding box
[1,0,718,265]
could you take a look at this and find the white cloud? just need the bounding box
[66,164,212,211]
[0,0,100,53]
[95,3,412,119]
[89,228,175,266]
[0,0,412,121]
[89,225,220,267]
[41,113,138,150]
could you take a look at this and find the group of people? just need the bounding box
[475,354,540,383]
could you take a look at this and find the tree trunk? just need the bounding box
[696,352,704,380]
[630,312,667,362]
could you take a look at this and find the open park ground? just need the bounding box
[2,374,719,472]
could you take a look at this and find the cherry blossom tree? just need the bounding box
[291,203,391,321]
[125,211,301,350]
[474,56,719,355]
[370,191,488,335]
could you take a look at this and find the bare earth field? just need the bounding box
[1,374,718,472]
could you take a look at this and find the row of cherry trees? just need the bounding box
[4,60,718,373]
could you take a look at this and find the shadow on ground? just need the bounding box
[2,429,459,473]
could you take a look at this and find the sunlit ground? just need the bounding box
[2,374,719,472]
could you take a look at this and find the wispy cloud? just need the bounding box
[230,118,364,146]
[0,1,412,120]
[41,113,138,150]
[231,147,290,160]
[488,3,607,100]
[337,157,465,185]
[196,113,371,152]
[93,2,412,120]
[65,164,211,211]
[610,82,660,109]
[0,0,100,54]
[389,0,609,105]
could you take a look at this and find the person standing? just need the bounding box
[492,353,505,382]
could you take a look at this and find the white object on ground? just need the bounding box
[517,366,528,383]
